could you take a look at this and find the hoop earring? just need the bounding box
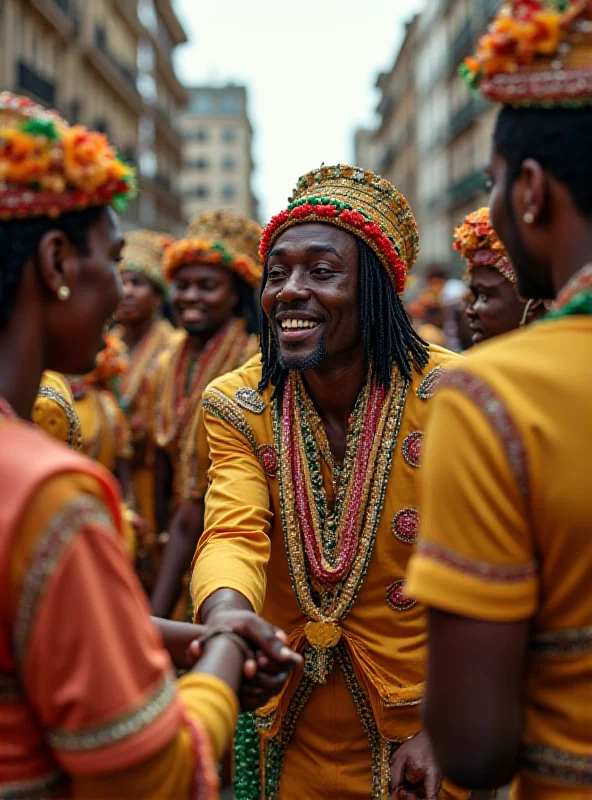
[520,299,534,327]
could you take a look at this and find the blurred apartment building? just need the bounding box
[0,0,188,234]
[179,84,259,223]
[355,0,500,270]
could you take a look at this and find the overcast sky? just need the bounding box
[174,0,426,222]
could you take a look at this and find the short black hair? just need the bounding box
[494,105,592,218]
[258,237,428,397]
[0,206,106,329]
[233,273,259,336]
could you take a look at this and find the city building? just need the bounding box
[357,0,500,271]
[0,0,187,234]
[179,84,259,223]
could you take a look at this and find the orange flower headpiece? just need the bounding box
[163,210,263,288]
[88,335,129,386]
[260,165,418,294]
[0,93,136,220]
[462,1,592,106]
[453,207,516,284]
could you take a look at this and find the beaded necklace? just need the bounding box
[274,368,407,679]
[545,264,592,321]
[154,317,248,451]
[117,319,173,414]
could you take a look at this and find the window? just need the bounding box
[219,96,241,115]
[221,155,236,171]
[193,129,209,142]
[221,127,237,143]
[192,157,209,170]
[188,185,209,198]
[221,184,237,200]
[191,94,213,114]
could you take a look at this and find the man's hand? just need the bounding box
[190,609,302,711]
[390,730,442,800]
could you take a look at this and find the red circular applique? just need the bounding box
[257,444,277,478]
[402,431,423,468]
[392,508,419,544]
[386,580,416,612]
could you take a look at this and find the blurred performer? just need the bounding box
[408,3,592,797]
[33,370,83,451]
[454,207,547,345]
[0,91,301,800]
[191,165,466,800]
[113,230,180,535]
[150,211,261,619]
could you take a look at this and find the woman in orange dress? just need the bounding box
[0,92,299,800]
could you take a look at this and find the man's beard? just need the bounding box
[276,333,328,372]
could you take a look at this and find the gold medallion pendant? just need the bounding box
[304,620,342,649]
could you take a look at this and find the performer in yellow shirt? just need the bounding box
[191,164,467,799]
[112,229,180,533]
[407,3,592,797]
[149,211,261,620]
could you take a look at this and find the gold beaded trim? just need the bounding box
[14,497,114,666]
[416,366,445,400]
[203,388,277,477]
[48,675,176,751]
[36,386,83,451]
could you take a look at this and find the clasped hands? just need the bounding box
[157,610,302,711]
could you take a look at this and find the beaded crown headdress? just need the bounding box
[120,230,172,295]
[259,164,419,294]
[453,207,516,285]
[462,0,592,107]
[0,93,136,220]
[163,209,263,288]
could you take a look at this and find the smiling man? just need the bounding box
[190,165,466,799]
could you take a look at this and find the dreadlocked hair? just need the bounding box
[233,273,260,336]
[0,206,106,329]
[258,236,428,397]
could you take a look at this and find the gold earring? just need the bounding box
[523,211,535,225]
[58,285,71,301]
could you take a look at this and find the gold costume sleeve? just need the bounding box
[407,380,538,622]
[191,406,273,618]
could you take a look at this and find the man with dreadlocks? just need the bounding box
[190,165,466,799]
[408,1,592,798]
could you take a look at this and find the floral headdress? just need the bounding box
[163,210,262,288]
[120,230,173,296]
[70,335,128,397]
[0,93,136,220]
[453,207,516,284]
[260,164,418,294]
[462,0,592,107]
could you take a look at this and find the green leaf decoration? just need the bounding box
[20,119,60,140]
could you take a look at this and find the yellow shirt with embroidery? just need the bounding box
[32,371,82,451]
[407,317,592,799]
[191,348,460,744]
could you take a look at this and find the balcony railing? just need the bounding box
[94,25,138,89]
[448,169,488,207]
[448,96,489,141]
[17,61,56,106]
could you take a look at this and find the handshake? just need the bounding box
[155,610,303,710]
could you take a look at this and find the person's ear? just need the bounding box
[36,230,81,301]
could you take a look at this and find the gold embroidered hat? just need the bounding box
[259,164,419,294]
[453,207,516,284]
[120,230,172,295]
[462,0,592,107]
[163,210,263,288]
[0,92,136,220]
